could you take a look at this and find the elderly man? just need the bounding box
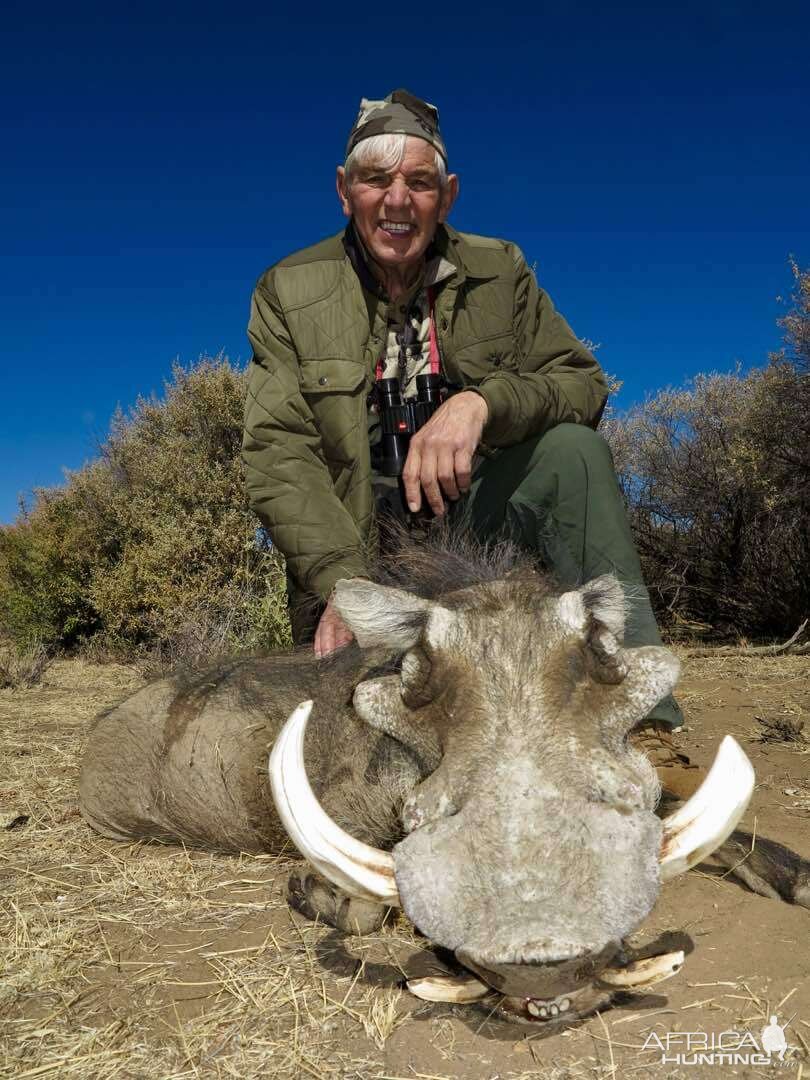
[243,88,683,740]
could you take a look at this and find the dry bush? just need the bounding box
[779,257,810,371]
[608,363,810,637]
[605,263,810,638]
[0,357,292,661]
[0,638,51,689]
[754,714,806,745]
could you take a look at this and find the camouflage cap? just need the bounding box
[345,89,448,164]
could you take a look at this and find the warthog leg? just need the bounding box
[709,832,810,908]
[287,868,389,934]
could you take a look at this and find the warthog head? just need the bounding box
[271,541,753,1023]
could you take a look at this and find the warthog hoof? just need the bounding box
[287,869,388,934]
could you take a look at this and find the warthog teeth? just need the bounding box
[406,974,491,1003]
[597,949,685,989]
[659,735,755,880]
[525,995,571,1019]
[269,701,402,906]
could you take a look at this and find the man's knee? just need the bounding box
[537,423,613,468]
[509,423,620,520]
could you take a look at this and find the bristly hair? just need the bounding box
[370,514,544,602]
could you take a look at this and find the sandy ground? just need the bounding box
[1,653,809,1079]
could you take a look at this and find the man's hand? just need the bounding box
[402,391,489,516]
[314,599,354,658]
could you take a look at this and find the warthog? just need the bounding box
[79,533,807,1024]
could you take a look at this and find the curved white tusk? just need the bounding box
[406,973,491,1003]
[659,735,755,881]
[269,700,401,906]
[597,950,685,989]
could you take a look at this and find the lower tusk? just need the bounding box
[269,701,401,906]
[659,735,755,881]
[407,974,491,1003]
[597,950,685,989]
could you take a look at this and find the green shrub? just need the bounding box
[0,357,292,659]
[0,503,99,647]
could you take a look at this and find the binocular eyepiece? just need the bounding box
[377,372,443,477]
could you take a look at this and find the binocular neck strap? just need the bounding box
[375,286,441,384]
[426,286,441,375]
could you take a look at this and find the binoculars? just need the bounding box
[377,373,443,476]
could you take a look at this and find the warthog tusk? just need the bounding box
[406,974,491,1003]
[597,950,685,989]
[659,735,755,881]
[269,700,401,906]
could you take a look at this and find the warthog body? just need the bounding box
[80,534,809,1023]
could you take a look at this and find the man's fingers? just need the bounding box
[402,445,423,513]
[454,448,472,494]
[314,604,354,658]
[420,455,445,517]
[403,391,487,515]
[436,449,460,502]
[314,620,332,659]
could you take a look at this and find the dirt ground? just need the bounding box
[1,653,809,1079]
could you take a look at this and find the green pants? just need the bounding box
[453,423,683,729]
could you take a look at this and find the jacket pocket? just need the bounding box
[299,358,368,468]
[299,357,367,395]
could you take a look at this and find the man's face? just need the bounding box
[336,136,458,277]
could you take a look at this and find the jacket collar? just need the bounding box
[433,223,502,284]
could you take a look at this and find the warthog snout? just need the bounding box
[392,793,664,988]
[455,941,621,999]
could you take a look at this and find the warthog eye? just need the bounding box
[353,673,442,773]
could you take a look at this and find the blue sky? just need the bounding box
[2,1,808,524]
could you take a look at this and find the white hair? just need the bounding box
[344,133,447,188]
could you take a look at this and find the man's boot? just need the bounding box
[630,721,704,802]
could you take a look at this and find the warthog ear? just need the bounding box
[558,575,626,639]
[580,575,627,639]
[587,623,629,684]
[333,579,435,649]
[558,576,628,682]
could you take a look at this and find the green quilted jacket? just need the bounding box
[243,223,608,602]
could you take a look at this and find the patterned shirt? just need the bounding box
[375,253,456,397]
[367,253,456,461]
[343,226,458,515]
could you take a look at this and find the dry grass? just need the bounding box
[0,640,51,690]
[755,713,807,746]
[2,654,809,1079]
[2,659,620,1080]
